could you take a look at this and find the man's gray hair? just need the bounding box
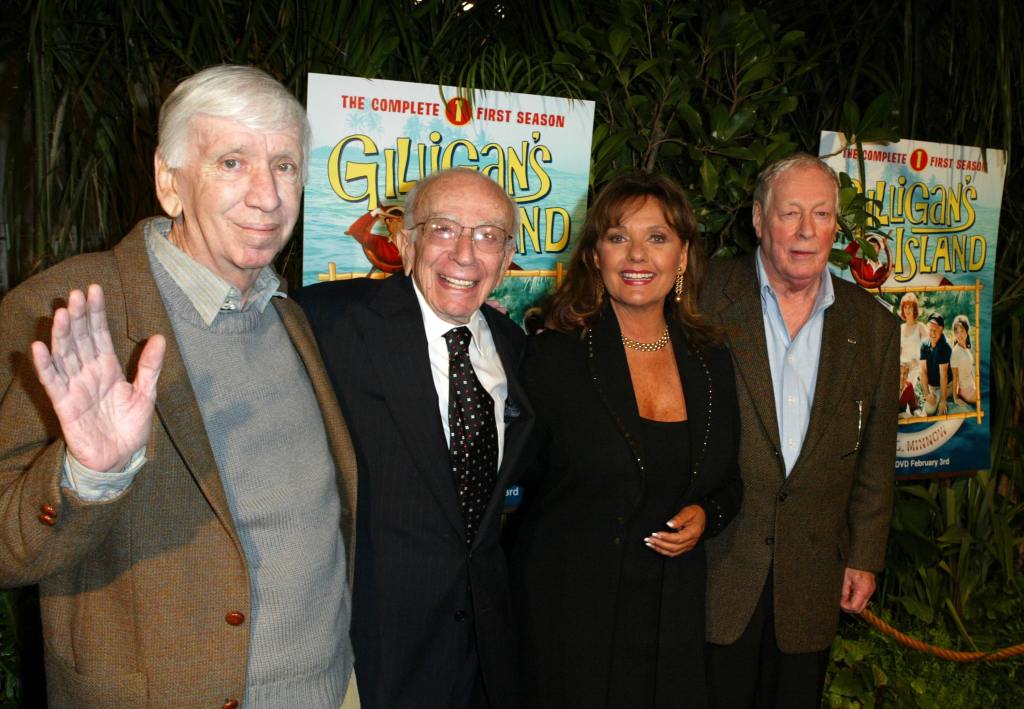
[402,167,521,248]
[753,153,840,212]
[157,65,312,182]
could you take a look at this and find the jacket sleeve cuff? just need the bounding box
[62,448,147,501]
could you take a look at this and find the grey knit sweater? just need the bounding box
[150,251,352,707]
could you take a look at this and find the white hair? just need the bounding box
[157,65,311,182]
[753,152,840,213]
[402,167,520,248]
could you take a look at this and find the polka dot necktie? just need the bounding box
[444,326,499,544]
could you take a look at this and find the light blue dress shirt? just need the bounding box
[756,248,835,476]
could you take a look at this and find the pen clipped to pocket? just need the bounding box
[842,399,864,459]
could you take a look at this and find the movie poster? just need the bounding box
[302,74,596,326]
[819,132,1006,476]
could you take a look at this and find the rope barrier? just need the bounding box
[858,607,1024,662]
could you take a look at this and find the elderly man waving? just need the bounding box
[0,66,357,708]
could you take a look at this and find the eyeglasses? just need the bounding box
[413,218,512,253]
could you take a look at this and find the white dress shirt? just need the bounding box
[410,280,509,466]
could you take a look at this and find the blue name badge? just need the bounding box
[503,485,522,511]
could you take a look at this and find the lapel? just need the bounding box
[669,321,713,499]
[587,307,717,507]
[483,304,533,489]
[275,295,358,567]
[367,274,465,534]
[717,255,783,460]
[112,221,240,543]
[588,308,646,479]
[476,305,533,547]
[792,275,859,474]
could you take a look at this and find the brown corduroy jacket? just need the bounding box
[0,220,358,707]
[702,255,899,653]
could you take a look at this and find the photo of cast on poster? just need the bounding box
[881,286,983,424]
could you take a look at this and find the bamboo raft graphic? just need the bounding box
[317,261,566,284]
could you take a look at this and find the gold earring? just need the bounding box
[596,279,605,301]
[674,267,684,303]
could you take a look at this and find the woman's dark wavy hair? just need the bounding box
[543,172,720,349]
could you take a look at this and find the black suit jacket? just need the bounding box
[296,273,533,709]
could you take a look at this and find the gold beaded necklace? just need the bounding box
[620,327,670,352]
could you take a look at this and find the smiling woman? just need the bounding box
[593,197,687,328]
[506,172,742,709]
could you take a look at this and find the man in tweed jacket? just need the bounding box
[702,154,899,707]
[0,66,358,707]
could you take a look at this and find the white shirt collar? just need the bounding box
[146,217,284,325]
[409,276,489,358]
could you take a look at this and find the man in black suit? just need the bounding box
[296,167,533,709]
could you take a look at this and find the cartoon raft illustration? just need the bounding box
[345,205,406,274]
[842,234,952,290]
[844,235,892,289]
[344,203,523,275]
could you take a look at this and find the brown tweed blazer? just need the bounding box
[0,220,358,707]
[701,255,898,653]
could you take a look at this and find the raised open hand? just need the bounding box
[30,284,166,473]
